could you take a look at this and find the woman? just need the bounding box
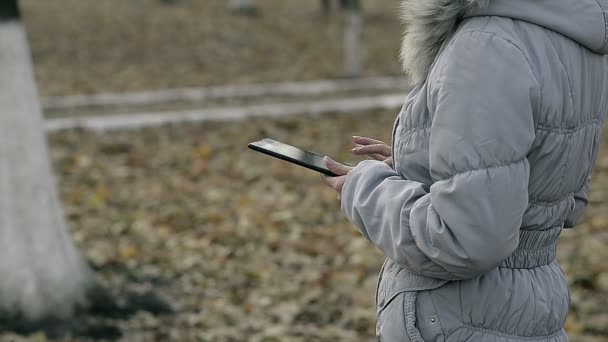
[322,0,608,341]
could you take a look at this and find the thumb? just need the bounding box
[324,156,351,176]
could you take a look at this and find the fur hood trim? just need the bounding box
[400,0,489,83]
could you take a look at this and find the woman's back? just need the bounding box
[462,4,608,232]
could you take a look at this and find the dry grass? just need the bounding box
[22,0,403,97]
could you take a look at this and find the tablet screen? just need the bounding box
[248,138,337,176]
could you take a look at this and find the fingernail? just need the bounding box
[352,135,359,139]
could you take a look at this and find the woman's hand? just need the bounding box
[351,136,393,167]
[322,136,393,200]
[321,156,354,200]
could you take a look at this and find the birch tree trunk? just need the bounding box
[0,0,94,322]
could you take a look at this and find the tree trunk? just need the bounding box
[228,0,256,15]
[340,0,352,10]
[321,0,330,14]
[344,0,363,77]
[0,0,94,322]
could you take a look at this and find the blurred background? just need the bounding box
[0,0,606,341]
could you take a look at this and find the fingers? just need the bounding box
[384,157,394,168]
[368,153,387,161]
[321,174,335,187]
[353,136,386,146]
[321,174,345,200]
[321,174,339,188]
[324,156,352,176]
[352,144,392,158]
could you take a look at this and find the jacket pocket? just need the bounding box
[375,261,447,342]
[376,290,424,342]
[415,290,446,342]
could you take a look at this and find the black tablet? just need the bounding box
[248,138,340,177]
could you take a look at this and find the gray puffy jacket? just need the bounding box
[340,0,608,341]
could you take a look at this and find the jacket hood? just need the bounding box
[400,0,608,83]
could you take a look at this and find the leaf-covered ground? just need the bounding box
[21,0,403,97]
[2,110,606,341]
[9,1,608,340]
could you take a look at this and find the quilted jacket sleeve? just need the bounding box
[340,31,539,280]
